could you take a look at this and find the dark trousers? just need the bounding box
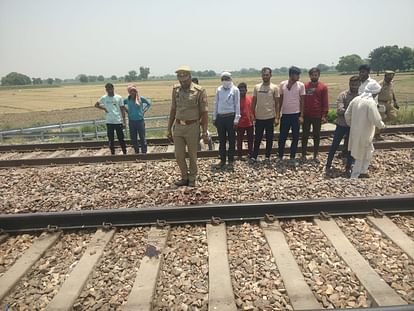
[301,117,322,157]
[216,115,236,163]
[326,124,352,169]
[237,126,254,157]
[252,118,275,159]
[107,123,127,155]
[278,113,300,159]
[129,119,147,153]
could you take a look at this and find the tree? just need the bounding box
[110,75,117,81]
[88,75,97,83]
[336,54,364,73]
[316,64,330,72]
[138,67,150,80]
[369,45,414,73]
[97,75,105,82]
[32,77,42,85]
[128,70,138,81]
[78,74,88,83]
[54,78,62,84]
[46,78,54,85]
[1,72,32,86]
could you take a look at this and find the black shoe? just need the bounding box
[174,179,189,187]
[216,161,226,169]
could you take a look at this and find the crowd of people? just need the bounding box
[94,64,399,187]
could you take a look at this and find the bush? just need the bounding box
[395,107,414,124]
[327,109,337,123]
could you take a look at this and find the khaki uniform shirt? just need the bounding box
[378,80,394,103]
[253,82,279,120]
[172,82,208,120]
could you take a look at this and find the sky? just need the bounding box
[0,0,413,79]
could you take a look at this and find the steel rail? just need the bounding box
[1,124,413,152]
[0,140,413,168]
[309,305,414,311]
[0,194,412,233]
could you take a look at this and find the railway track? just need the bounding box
[0,195,413,310]
[0,126,413,168]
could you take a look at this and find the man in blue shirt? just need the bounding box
[124,84,152,153]
[94,83,127,155]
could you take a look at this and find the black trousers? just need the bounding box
[252,118,275,159]
[301,117,321,157]
[107,123,127,155]
[216,115,236,162]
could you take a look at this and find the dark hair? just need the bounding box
[349,75,360,82]
[105,83,114,88]
[358,64,370,72]
[261,67,272,74]
[191,77,199,84]
[238,82,247,89]
[308,67,320,75]
[289,66,301,76]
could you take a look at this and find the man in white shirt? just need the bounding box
[94,83,127,155]
[213,72,241,168]
[345,81,385,179]
[358,64,376,95]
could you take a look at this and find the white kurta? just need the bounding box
[345,95,385,160]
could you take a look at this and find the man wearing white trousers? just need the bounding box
[345,81,385,179]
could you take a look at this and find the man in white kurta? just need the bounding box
[345,81,385,179]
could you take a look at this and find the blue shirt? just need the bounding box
[124,96,151,121]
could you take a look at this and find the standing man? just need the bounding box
[167,66,209,187]
[301,67,329,162]
[358,64,376,95]
[236,82,254,160]
[94,83,127,155]
[345,81,385,179]
[250,67,279,163]
[213,72,240,168]
[377,70,399,126]
[124,84,152,154]
[278,66,305,165]
[325,76,360,174]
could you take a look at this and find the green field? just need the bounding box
[1,73,413,130]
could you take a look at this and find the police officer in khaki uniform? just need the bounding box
[375,70,399,140]
[167,66,209,187]
[378,70,399,121]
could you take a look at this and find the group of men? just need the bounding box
[95,64,398,187]
[95,83,152,155]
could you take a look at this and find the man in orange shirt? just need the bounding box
[236,82,254,160]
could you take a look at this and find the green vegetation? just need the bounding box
[395,107,414,124]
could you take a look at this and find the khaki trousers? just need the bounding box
[379,101,397,123]
[173,122,200,182]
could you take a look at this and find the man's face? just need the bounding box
[129,89,137,97]
[349,80,360,93]
[105,85,114,96]
[309,71,320,83]
[238,86,247,97]
[178,76,192,88]
[384,74,394,83]
[262,70,271,83]
[359,69,369,82]
[290,73,300,82]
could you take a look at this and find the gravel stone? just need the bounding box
[73,227,148,310]
[2,230,93,309]
[336,217,414,303]
[0,150,412,214]
[153,225,208,310]
[227,222,292,310]
[390,215,414,239]
[281,219,371,308]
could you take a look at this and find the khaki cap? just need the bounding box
[384,70,395,75]
[175,65,191,82]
